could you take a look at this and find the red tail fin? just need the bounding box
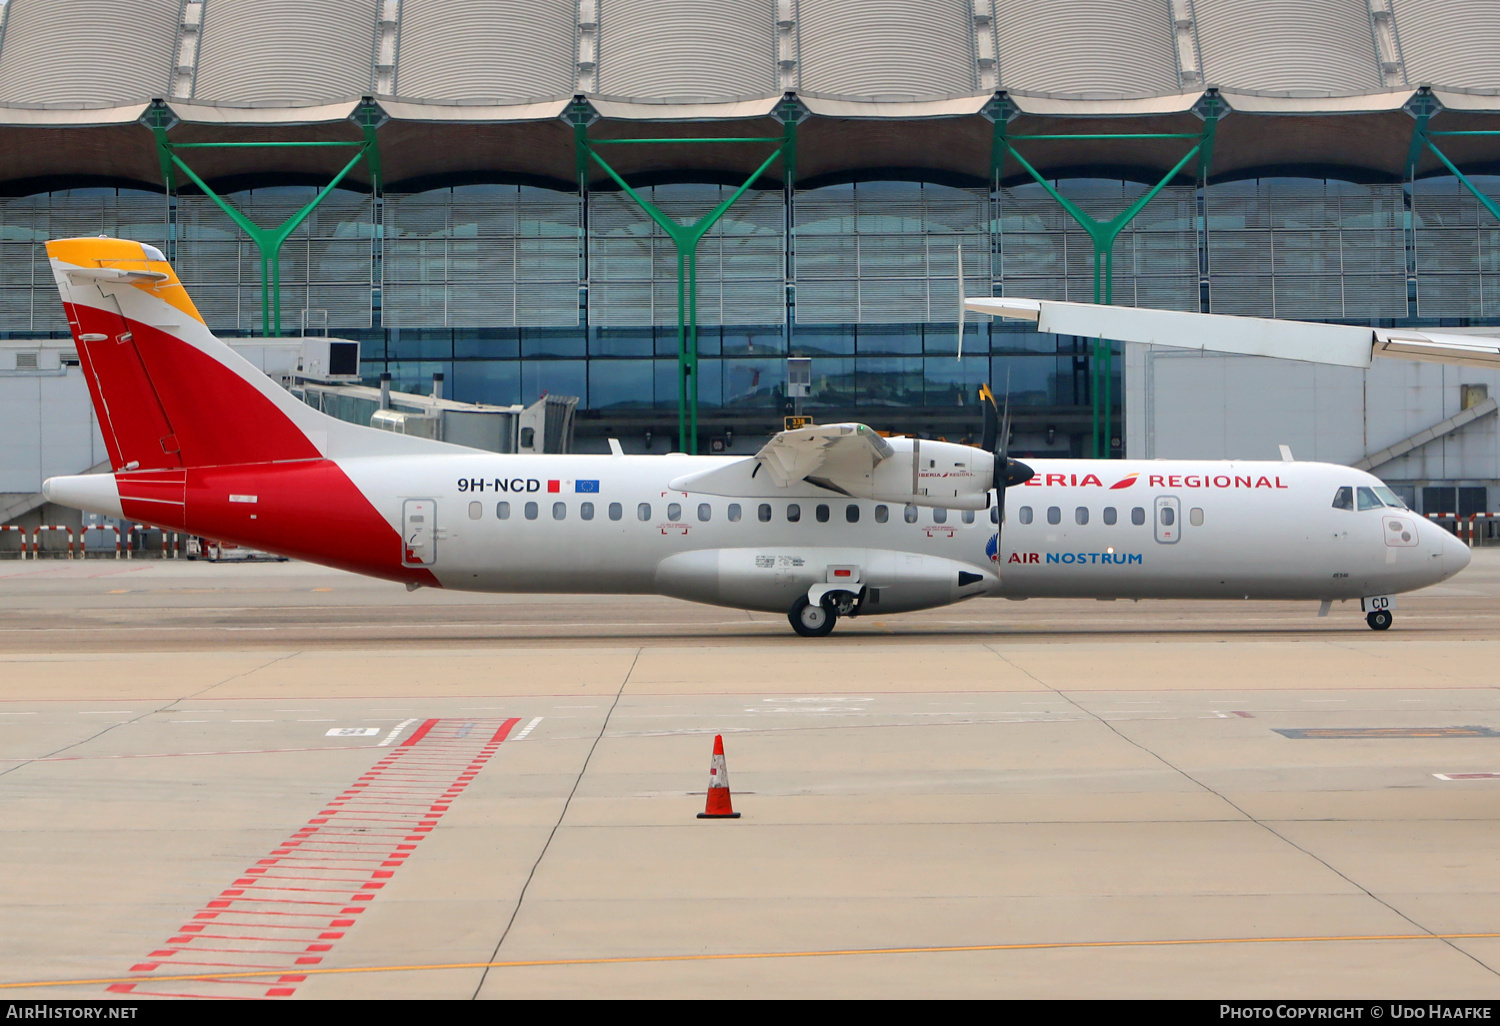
[47,237,326,471]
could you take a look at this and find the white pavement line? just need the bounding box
[377,717,419,747]
[513,716,543,741]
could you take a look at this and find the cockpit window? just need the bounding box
[1356,486,1383,511]
[1372,486,1408,510]
[1332,486,1354,511]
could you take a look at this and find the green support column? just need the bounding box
[143,100,387,336]
[573,104,795,453]
[1404,90,1500,318]
[989,94,1221,458]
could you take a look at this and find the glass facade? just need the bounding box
[2,175,1497,419]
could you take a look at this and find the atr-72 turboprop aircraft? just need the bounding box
[39,238,1491,636]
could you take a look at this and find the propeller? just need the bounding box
[980,380,1034,514]
[956,244,965,362]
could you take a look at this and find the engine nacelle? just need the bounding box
[850,437,994,511]
[655,546,996,614]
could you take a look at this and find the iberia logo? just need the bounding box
[1109,473,1139,490]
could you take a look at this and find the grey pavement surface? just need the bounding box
[2,551,1500,998]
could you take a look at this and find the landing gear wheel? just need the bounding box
[789,596,837,638]
[1366,609,1393,631]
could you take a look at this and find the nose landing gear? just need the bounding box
[1362,596,1394,631]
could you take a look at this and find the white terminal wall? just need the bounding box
[0,338,341,495]
[0,349,105,494]
[1125,344,1500,495]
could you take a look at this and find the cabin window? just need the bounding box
[637,503,651,521]
[1075,507,1089,525]
[1046,506,1061,525]
[962,510,975,525]
[468,501,482,520]
[1018,506,1033,525]
[608,502,622,521]
[758,503,772,522]
[904,504,918,524]
[1159,506,1175,527]
[787,503,801,523]
[816,504,830,523]
[525,501,539,521]
[846,504,860,524]
[1332,486,1354,511]
[728,503,742,522]
[497,501,511,520]
[667,502,682,521]
[1103,506,1117,525]
[580,502,594,521]
[1189,507,1204,526]
[1356,486,1383,511]
[698,503,711,522]
[553,502,566,520]
[875,505,889,523]
[1131,507,1146,526]
[933,508,948,524]
[990,507,999,524]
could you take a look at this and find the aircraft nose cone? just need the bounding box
[1443,531,1473,578]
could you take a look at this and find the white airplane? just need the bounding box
[38,237,1490,637]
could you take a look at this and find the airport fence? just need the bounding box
[1425,512,1500,546]
[0,524,191,558]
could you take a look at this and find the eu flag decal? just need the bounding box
[575,480,600,493]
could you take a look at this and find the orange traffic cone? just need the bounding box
[697,734,741,819]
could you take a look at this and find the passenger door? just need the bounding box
[1154,495,1181,544]
[402,499,437,566]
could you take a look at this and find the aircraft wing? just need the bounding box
[964,297,1500,370]
[753,422,895,489]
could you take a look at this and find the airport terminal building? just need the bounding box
[1,0,1499,516]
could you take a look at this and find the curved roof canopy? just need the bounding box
[1,0,1498,123]
[0,0,1499,189]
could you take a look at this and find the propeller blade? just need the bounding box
[979,382,998,453]
[956,244,965,361]
[987,370,1031,511]
[998,368,1013,460]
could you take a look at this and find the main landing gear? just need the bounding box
[1366,609,1393,631]
[788,591,860,638]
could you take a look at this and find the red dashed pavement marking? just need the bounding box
[108,717,520,999]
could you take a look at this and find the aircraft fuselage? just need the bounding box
[50,453,1470,617]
